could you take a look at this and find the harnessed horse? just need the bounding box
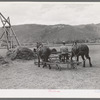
[71,43,92,67]
[36,42,51,67]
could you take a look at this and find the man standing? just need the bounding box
[59,41,69,62]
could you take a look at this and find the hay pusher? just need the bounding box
[34,52,82,71]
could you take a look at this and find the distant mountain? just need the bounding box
[0,23,100,44]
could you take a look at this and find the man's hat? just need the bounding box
[62,41,65,44]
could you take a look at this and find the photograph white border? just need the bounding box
[0,89,100,98]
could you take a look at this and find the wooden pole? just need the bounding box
[10,35,13,49]
[0,32,5,39]
[10,27,20,46]
[6,27,12,49]
[0,13,11,26]
[6,31,9,50]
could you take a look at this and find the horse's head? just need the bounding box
[37,44,51,62]
[36,42,43,49]
[71,45,79,56]
[35,42,43,55]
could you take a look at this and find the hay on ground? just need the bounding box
[6,47,34,60]
[0,55,8,65]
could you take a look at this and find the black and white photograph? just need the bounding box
[0,2,100,93]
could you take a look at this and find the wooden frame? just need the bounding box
[0,13,20,50]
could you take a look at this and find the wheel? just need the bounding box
[48,64,51,69]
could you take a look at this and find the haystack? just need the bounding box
[51,48,57,54]
[6,47,34,60]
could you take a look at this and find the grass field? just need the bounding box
[0,45,100,89]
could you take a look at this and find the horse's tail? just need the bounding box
[86,45,90,56]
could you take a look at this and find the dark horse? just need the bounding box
[36,42,51,67]
[71,43,92,67]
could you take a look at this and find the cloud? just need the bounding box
[0,2,100,25]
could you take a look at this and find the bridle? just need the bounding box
[71,46,81,60]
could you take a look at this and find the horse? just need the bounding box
[36,42,51,67]
[71,43,92,67]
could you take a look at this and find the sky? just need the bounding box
[0,2,100,26]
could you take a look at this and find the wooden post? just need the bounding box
[10,35,13,49]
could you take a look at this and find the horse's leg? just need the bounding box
[43,57,47,68]
[77,56,79,61]
[45,56,49,62]
[64,54,66,62]
[43,61,47,68]
[71,52,74,61]
[71,56,72,61]
[67,53,69,60]
[38,56,40,67]
[85,54,92,67]
[81,55,85,67]
[71,55,73,61]
[59,54,61,62]
[43,62,46,68]
[65,53,69,62]
[77,56,79,65]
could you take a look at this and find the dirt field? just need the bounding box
[0,45,100,89]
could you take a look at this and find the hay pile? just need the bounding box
[51,48,57,54]
[6,47,34,60]
[0,55,8,65]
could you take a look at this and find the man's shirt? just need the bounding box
[60,45,68,54]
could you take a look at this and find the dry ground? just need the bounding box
[0,45,100,89]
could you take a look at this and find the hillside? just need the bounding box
[0,23,100,44]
